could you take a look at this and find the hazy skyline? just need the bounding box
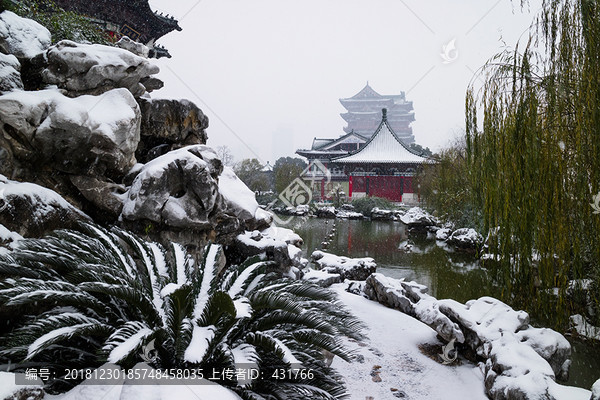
[147,0,539,164]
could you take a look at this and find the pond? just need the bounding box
[282,216,600,390]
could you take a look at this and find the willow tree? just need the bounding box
[466,0,600,325]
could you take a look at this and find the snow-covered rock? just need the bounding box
[335,209,364,219]
[121,145,225,231]
[569,314,600,341]
[0,11,51,58]
[435,227,452,241]
[136,98,208,162]
[42,40,160,97]
[364,273,574,400]
[364,273,464,343]
[447,228,484,251]
[591,379,600,400]
[0,174,90,238]
[400,207,438,231]
[0,371,44,400]
[116,36,150,58]
[0,52,22,93]
[302,267,342,287]
[0,88,140,177]
[70,175,127,218]
[219,166,273,231]
[311,250,376,281]
[370,207,403,221]
[0,223,23,254]
[229,227,305,274]
[315,206,336,218]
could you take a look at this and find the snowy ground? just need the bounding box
[331,284,488,400]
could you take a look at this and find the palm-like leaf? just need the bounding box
[0,223,363,399]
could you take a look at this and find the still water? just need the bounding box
[283,216,600,389]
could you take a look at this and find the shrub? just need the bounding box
[0,224,362,399]
[351,196,395,217]
[416,140,482,230]
[9,0,112,44]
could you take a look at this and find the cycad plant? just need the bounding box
[0,224,363,399]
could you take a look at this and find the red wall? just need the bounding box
[351,175,413,202]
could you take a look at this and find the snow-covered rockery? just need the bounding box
[400,206,439,230]
[364,273,579,400]
[0,11,51,58]
[311,250,377,281]
[0,88,141,176]
[0,10,272,249]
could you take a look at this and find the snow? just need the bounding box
[311,250,376,280]
[400,207,438,226]
[271,336,301,365]
[43,39,159,85]
[46,364,243,400]
[159,283,180,298]
[218,166,264,223]
[121,145,218,225]
[192,244,219,320]
[232,343,258,365]
[120,232,166,326]
[334,282,592,399]
[261,225,303,246]
[0,51,22,92]
[0,174,86,221]
[0,88,139,163]
[447,228,483,248]
[592,379,600,398]
[0,371,42,399]
[172,243,189,285]
[301,267,341,286]
[107,327,153,363]
[336,210,364,219]
[87,225,134,276]
[233,298,252,319]
[227,261,264,298]
[331,284,487,400]
[0,223,23,254]
[184,325,215,363]
[436,228,452,241]
[0,11,51,58]
[569,314,600,340]
[335,121,429,164]
[28,323,96,359]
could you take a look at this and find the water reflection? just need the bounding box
[287,216,600,389]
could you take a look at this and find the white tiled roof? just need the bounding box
[335,118,429,164]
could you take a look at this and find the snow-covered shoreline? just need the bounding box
[331,283,593,400]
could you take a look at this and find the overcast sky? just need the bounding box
[147,0,540,164]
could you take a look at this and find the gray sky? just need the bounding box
[148,0,539,164]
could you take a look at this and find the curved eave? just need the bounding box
[334,158,434,164]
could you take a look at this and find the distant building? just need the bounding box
[296,108,430,203]
[54,0,181,58]
[339,83,415,144]
[334,109,430,203]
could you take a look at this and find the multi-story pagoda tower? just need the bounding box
[339,83,415,144]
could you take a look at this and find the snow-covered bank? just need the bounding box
[333,283,593,400]
[331,284,488,400]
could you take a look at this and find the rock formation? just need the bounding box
[0,10,271,254]
[0,11,51,58]
[364,273,572,400]
[311,250,376,281]
[136,98,208,163]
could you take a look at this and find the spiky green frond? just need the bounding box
[0,223,361,399]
